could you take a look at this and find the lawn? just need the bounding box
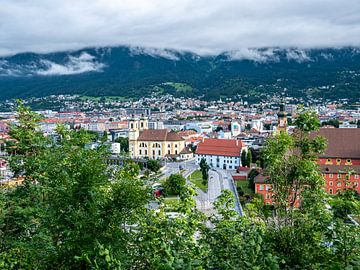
[188,170,207,192]
[163,196,180,211]
[236,180,254,196]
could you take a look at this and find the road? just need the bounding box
[162,160,243,216]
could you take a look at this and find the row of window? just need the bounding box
[325,158,352,164]
[325,173,359,179]
[139,149,178,156]
[258,184,271,191]
[139,143,178,148]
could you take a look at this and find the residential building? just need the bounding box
[255,128,360,204]
[195,138,245,170]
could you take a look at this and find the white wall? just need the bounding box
[195,154,240,170]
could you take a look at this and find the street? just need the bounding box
[162,160,243,216]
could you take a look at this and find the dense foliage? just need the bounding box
[0,104,359,269]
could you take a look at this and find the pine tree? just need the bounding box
[241,150,247,167]
[246,150,252,167]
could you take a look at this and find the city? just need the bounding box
[1,1,360,269]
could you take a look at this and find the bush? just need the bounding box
[164,174,186,195]
[147,160,161,173]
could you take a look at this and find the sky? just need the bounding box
[1,0,360,56]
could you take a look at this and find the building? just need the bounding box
[316,128,360,195]
[195,138,245,170]
[128,117,187,159]
[255,128,360,205]
[277,104,287,133]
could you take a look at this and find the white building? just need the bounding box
[195,138,245,170]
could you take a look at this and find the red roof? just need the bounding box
[195,138,243,157]
[138,129,184,142]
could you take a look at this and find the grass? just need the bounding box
[163,196,180,211]
[236,180,254,196]
[188,170,207,192]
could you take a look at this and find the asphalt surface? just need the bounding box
[162,160,243,216]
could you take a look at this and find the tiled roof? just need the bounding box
[138,129,184,142]
[195,138,243,157]
[254,174,268,184]
[180,147,192,154]
[311,128,360,158]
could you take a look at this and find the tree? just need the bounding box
[164,174,186,195]
[241,151,247,167]
[248,169,259,192]
[260,109,335,268]
[147,159,161,173]
[246,150,252,167]
[115,137,129,153]
[321,118,340,128]
[199,158,209,186]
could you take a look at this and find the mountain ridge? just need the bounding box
[1,46,360,101]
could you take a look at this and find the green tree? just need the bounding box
[248,168,259,192]
[241,150,247,167]
[199,158,209,186]
[246,150,252,167]
[115,137,129,153]
[164,174,186,196]
[147,159,161,173]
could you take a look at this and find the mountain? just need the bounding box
[1,46,360,101]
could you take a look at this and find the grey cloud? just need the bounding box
[0,52,105,76]
[0,0,360,56]
[36,53,105,75]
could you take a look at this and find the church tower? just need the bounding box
[139,114,148,131]
[277,103,287,133]
[128,116,139,157]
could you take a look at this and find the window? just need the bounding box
[266,194,270,199]
[326,159,332,164]
[346,159,352,165]
[139,150,142,155]
[175,150,178,155]
[337,182,341,187]
[168,144,171,148]
[329,174,333,179]
[130,123,134,129]
[329,181,333,186]
[355,175,359,179]
[145,150,148,155]
[168,150,171,155]
[259,185,264,191]
[175,144,178,148]
[141,122,144,128]
[336,159,341,164]
[329,188,333,194]
[337,174,341,179]
[266,185,271,191]
[158,150,161,155]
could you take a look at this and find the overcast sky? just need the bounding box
[1,0,360,56]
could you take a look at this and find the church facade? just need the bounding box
[128,117,187,159]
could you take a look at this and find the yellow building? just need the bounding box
[128,117,186,159]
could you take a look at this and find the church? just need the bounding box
[128,116,188,159]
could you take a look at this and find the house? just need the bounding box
[255,128,360,205]
[195,138,245,170]
[315,128,360,195]
[128,116,187,160]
